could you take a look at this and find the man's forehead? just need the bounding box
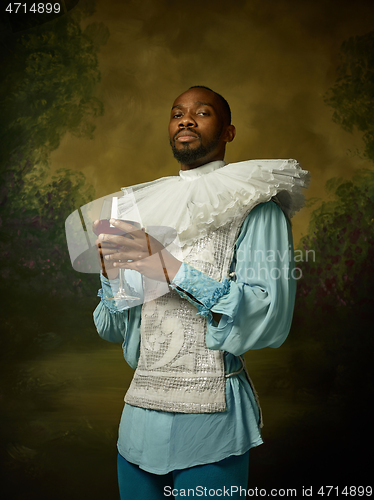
[172,100,214,110]
[171,88,219,110]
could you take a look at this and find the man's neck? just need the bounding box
[179,153,225,171]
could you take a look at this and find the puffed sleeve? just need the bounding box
[93,273,142,369]
[171,201,296,355]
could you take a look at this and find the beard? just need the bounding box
[170,129,222,165]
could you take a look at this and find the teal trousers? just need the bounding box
[117,451,249,499]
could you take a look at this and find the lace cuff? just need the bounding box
[171,262,230,317]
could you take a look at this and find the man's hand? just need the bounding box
[94,219,182,282]
[92,219,122,279]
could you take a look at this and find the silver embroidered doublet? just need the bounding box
[124,215,248,413]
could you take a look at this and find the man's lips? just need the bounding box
[175,131,200,143]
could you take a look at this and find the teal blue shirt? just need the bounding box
[93,201,296,474]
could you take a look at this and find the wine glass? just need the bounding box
[65,190,181,306]
[98,195,141,302]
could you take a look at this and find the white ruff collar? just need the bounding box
[120,159,310,247]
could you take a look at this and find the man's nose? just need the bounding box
[179,113,196,127]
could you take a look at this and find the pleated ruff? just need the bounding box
[119,159,310,250]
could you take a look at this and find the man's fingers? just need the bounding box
[104,250,140,262]
[97,232,138,247]
[95,225,165,260]
[109,219,140,233]
[98,244,119,253]
[95,237,120,249]
[97,232,150,254]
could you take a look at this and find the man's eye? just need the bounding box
[198,111,208,116]
[173,113,182,118]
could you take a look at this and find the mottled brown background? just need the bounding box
[1,0,373,498]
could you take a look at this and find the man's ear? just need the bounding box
[223,124,236,143]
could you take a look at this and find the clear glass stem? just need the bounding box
[104,266,138,301]
[118,268,126,294]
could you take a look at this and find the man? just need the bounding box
[93,86,309,499]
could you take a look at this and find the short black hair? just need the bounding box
[188,85,232,125]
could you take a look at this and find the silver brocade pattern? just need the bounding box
[124,214,249,413]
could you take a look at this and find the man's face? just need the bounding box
[169,88,235,170]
